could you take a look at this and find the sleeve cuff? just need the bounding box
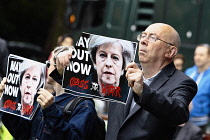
[42,103,58,117]
[133,83,148,105]
[49,68,62,85]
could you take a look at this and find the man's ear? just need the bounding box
[165,46,177,58]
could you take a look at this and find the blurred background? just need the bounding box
[1,0,210,69]
[0,0,68,62]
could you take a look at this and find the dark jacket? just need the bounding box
[173,121,203,140]
[2,93,98,140]
[106,62,197,140]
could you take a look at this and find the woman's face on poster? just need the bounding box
[20,66,41,105]
[95,43,123,87]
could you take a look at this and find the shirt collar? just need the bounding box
[143,71,161,86]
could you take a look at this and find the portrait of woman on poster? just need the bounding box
[86,35,136,103]
[18,60,45,117]
[2,60,45,118]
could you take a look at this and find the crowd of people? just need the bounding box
[0,23,210,140]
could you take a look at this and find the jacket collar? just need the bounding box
[149,62,176,90]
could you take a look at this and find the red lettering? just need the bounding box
[107,85,115,96]
[114,87,121,97]
[101,84,121,97]
[22,104,33,115]
[78,80,89,89]
[69,77,80,86]
[3,100,17,110]
[69,77,89,90]
[101,84,106,94]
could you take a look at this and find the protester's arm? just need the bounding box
[125,62,197,125]
[55,48,73,75]
[36,86,97,139]
[42,99,96,139]
[49,47,73,85]
[49,69,62,85]
[133,78,197,125]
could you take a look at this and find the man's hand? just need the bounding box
[0,77,7,97]
[37,88,54,109]
[56,47,74,75]
[126,62,144,96]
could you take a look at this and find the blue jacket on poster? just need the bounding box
[185,65,210,117]
[1,93,98,140]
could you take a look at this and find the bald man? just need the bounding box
[106,23,197,140]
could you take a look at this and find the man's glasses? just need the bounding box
[45,60,56,68]
[137,33,174,46]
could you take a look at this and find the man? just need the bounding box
[106,23,197,140]
[185,44,210,133]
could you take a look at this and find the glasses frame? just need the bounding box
[137,33,174,46]
[45,60,56,68]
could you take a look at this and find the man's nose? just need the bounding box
[140,37,149,46]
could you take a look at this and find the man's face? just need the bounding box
[20,66,41,105]
[138,24,171,64]
[194,46,209,68]
[95,43,123,87]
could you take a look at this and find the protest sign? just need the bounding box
[0,54,46,120]
[62,32,137,104]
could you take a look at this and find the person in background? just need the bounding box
[0,38,9,79]
[172,102,203,140]
[57,33,74,47]
[0,46,104,139]
[174,53,185,71]
[185,43,210,134]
